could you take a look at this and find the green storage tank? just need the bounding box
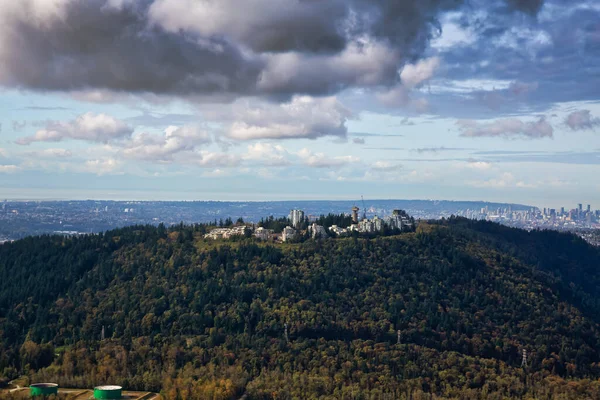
[94,385,123,399]
[30,383,58,396]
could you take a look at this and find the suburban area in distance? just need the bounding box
[1,199,598,246]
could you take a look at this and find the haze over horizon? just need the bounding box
[0,0,599,207]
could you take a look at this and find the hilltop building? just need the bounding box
[308,223,328,239]
[289,209,305,229]
[254,227,274,241]
[282,226,297,242]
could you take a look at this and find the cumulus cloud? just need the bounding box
[16,113,132,145]
[457,117,553,139]
[565,110,600,131]
[195,151,241,168]
[120,125,210,162]
[0,0,544,101]
[297,148,360,168]
[244,143,291,166]
[400,57,441,89]
[223,96,352,140]
[377,57,440,110]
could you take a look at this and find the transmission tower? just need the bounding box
[361,195,367,220]
[397,330,401,345]
[101,325,105,341]
[284,323,289,343]
[521,349,528,368]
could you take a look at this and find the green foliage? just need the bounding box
[1,219,600,398]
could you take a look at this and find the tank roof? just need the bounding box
[95,385,122,390]
[30,383,58,388]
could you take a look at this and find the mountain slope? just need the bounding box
[1,219,600,399]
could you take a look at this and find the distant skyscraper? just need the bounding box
[587,204,591,213]
[579,204,583,214]
[560,207,565,215]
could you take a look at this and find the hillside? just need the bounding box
[1,218,600,399]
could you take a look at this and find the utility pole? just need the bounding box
[397,330,401,345]
[284,323,289,343]
[101,325,105,341]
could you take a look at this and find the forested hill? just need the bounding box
[2,218,600,399]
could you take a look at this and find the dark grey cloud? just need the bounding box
[565,110,600,131]
[352,138,366,145]
[0,0,548,101]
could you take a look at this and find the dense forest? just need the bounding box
[1,218,600,399]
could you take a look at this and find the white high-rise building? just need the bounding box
[289,209,305,229]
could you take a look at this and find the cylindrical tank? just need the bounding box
[94,385,123,399]
[30,383,59,396]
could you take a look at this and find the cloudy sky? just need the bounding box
[0,0,599,207]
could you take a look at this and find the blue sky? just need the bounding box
[0,0,599,208]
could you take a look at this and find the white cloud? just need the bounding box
[400,57,441,89]
[376,57,439,110]
[457,117,553,139]
[16,113,133,145]
[297,148,359,168]
[465,161,493,171]
[244,143,291,166]
[195,151,241,168]
[83,158,123,175]
[223,96,353,140]
[121,125,210,162]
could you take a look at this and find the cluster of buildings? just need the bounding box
[204,224,300,242]
[324,209,412,237]
[203,207,413,242]
[203,226,249,240]
[253,226,299,242]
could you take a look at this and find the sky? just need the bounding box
[0,0,599,208]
